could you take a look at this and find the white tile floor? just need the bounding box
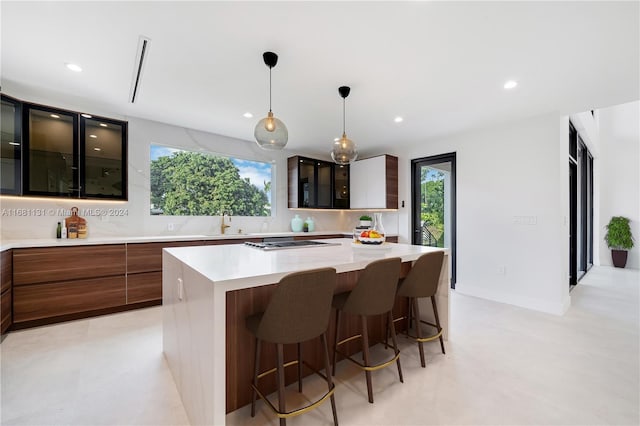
[1,266,638,425]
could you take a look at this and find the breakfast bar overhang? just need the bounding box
[162,239,449,425]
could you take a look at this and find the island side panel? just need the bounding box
[163,251,217,426]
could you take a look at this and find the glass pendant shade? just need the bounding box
[331,132,358,165]
[255,51,288,150]
[255,111,288,150]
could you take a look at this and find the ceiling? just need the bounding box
[2,1,638,158]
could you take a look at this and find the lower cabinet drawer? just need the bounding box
[13,276,126,323]
[1,288,11,333]
[127,272,162,304]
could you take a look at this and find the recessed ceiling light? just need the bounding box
[65,63,83,72]
[81,113,92,118]
[50,114,60,119]
[94,147,101,151]
[394,116,404,123]
[89,134,97,138]
[504,80,518,89]
[99,123,108,127]
[243,112,253,118]
[9,142,20,146]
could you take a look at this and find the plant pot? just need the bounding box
[611,249,628,268]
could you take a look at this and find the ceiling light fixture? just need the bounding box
[330,86,358,165]
[50,114,60,119]
[81,113,92,118]
[243,112,253,118]
[394,116,404,123]
[504,80,518,89]
[65,63,82,72]
[99,123,108,127]
[254,51,288,150]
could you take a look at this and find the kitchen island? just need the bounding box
[162,239,449,425]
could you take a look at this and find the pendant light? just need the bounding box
[254,51,288,150]
[331,86,358,164]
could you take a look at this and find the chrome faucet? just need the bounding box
[220,212,231,234]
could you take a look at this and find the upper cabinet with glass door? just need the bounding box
[24,104,78,197]
[1,95,22,195]
[0,94,127,200]
[81,116,127,199]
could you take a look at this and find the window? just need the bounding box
[150,145,273,216]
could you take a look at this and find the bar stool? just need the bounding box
[392,251,445,368]
[246,268,338,426]
[332,257,403,403]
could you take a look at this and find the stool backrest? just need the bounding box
[343,257,401,316]
[258,267,337,344]
[397,251,444,298]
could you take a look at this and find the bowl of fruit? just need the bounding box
[357,229,385,245]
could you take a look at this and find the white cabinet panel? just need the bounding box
[350,155,388,208]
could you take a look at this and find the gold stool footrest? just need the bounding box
[253,359,335,419]
[335,335,401,372]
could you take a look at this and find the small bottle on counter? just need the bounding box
[61,223,67,239]
[56,222,62,239]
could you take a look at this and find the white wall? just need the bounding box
[396,113,570,315]
[0,87,398,240]
[597,101,640,269]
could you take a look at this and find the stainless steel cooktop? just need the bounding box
[244,240,340,251]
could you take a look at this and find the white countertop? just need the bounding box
[0,230,364,251]
[164,238,446,292]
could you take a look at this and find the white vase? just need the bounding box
[291,214,303,232]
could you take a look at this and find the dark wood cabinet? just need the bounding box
[1,250,12,334]
[126,240,204,303]
[288,156,348,209]
[13,245,126,285]
[14,276,126,323]
[12,245,126,326]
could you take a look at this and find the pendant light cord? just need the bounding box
[269,67,272,112]
[343,98,346,134]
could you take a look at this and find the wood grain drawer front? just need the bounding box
[13,245,126,286]
[1,250,12,294]
[127,272,162,304]
[13,275,126,323]
[1,288,11,333]
[127,241,203,274]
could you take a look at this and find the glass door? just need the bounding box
[411,153,456,288]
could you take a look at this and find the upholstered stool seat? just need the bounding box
[247,267,338,426]
[392,251,446,368]
[332,257,403,404]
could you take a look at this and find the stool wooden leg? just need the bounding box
[413,298,426,368]
[387,311,404,382]
[276,343,286,426]
[361,315,374,403]
[431,296,445,354]
[332,309,341,376]
[251,337,261,417]
[297,342,303,392]
[321,333,339,426]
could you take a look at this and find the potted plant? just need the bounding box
[358,215,372,228]
[605,216,634,268]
